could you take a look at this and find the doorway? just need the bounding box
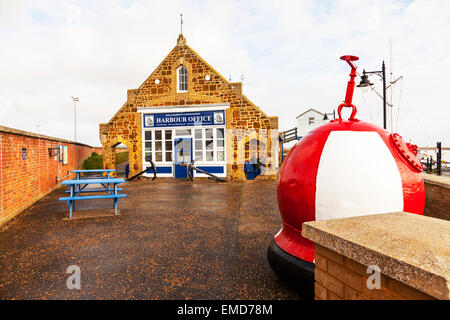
[174,137,192,178]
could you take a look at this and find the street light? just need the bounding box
[70,96,79,141]
[357,61,387,129]
[323,110,336,120]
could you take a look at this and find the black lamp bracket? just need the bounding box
[48,147,59,157]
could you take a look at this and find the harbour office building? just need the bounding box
[99,34,279,180]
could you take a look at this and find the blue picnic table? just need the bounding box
[67,169,121,194]
[72,169,115,180]
[59,178,126,219]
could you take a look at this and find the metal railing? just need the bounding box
[280,127,298,143]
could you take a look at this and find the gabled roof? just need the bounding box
[296,108,324,119]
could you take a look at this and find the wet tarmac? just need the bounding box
[0,179,300,299]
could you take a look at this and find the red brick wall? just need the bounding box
[0,128,100,225]
[90,147,103,155]
[423,179,450,221]
[314,244,434,300]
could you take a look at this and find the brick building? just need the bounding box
[99,34,279,180]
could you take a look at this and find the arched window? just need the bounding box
[177,65,187,92]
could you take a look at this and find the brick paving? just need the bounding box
[0,179,300,299]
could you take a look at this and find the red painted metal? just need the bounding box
[276,130,330,262]
[391,133,423,172]
[337,55,360,122]
[274,55,425,264]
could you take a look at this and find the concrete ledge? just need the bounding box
[422,172,450,190]
[302,212,450,300]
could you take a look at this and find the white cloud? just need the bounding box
[0,0,449,148]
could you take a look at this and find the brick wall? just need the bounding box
[422,175,450,221]
[314,244,435,300]
[90,147,103,155]
[0,126,101,225]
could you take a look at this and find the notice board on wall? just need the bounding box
[62,146,68,164]
[59,145,68,164]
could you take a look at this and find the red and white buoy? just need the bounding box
[267,55,425,298]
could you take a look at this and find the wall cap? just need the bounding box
[302,212,450,300]
[0,125,100,148]
[422,173,450,190]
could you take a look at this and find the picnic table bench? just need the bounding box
[59,178,126,219]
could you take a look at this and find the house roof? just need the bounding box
[296,108,324,119]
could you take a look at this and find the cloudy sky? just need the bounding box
[1,0,449,148]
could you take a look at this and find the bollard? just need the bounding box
[437,142,442,176]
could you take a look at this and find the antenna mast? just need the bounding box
[180,13,183,34]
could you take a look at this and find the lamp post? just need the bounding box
[357,61,387,130]
[323,110,336,120]
[70,96,79,141]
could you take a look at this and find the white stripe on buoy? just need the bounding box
[315,131,403,221]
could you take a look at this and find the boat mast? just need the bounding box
[390,38,394,132]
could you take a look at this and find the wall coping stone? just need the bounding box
[302,212,450,300]
[0,125,100,148]
[422,173,450,190]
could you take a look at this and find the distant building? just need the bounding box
[295,108,329,138]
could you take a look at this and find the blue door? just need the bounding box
[174,138,192,178]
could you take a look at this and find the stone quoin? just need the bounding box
[99,34,279,180]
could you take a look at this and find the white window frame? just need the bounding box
[177,65,188,93]
[143,129,174,165]
[192,127,226,165]
[139,104,230,178]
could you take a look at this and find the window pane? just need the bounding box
[217,151,225,161]
[217,139,224,147]
[165,130,172,140]
[165,141,172,151]
[145,131,152,140]
[175,140,183,162]
[184,140,191,158]
[206,151,214,161]
[178,66,188,91]
[175,129,191,136]
[206,140,213,150]
[195,140,203,150]
[166,152,172,162]
[145,152,152,160]
[155,130,162,140]
[145,142,152,151]
[155,141,162,151]
[155,152,163,162]
[195,129,202,139]
[217,128,224,139]
[195,151,203,161]
[205,128,213,139]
